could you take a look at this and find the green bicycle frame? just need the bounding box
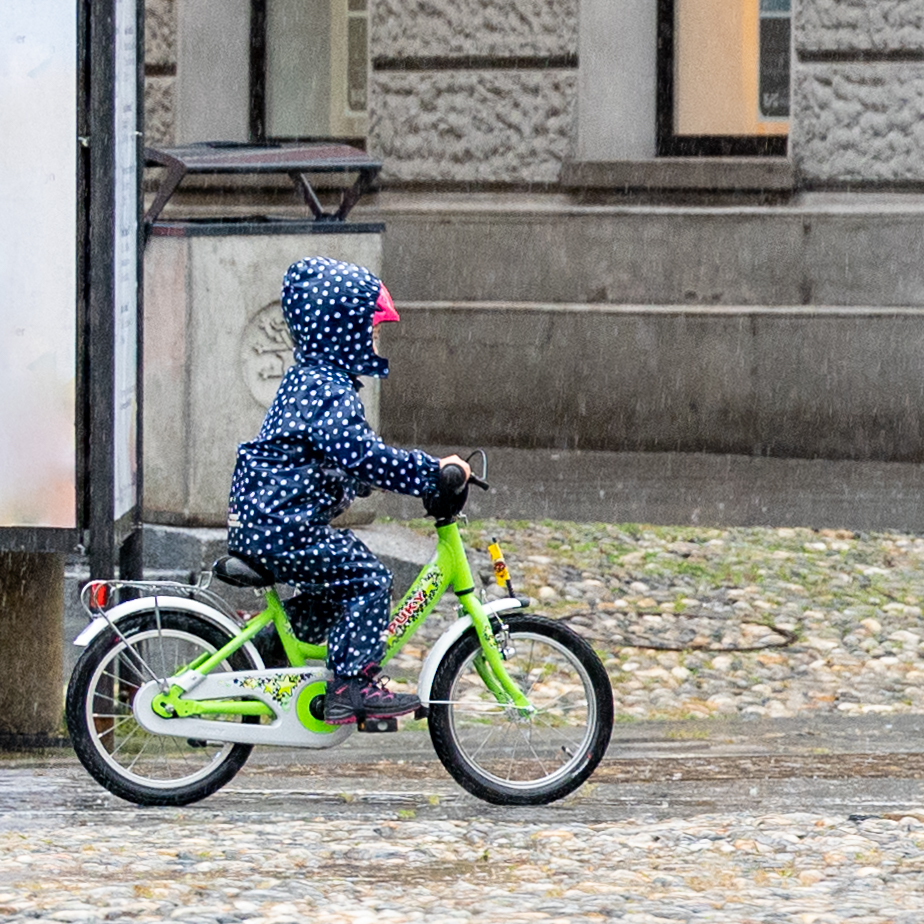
[152,519,530,720]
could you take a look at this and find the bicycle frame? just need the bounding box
[149,519,531,722]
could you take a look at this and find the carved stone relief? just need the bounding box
[242,302,294,409]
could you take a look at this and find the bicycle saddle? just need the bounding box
[212,555,276,588]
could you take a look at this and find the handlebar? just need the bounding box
[426,455,488,522]
[440,464,489,492]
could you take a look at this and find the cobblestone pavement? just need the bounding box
[31,519,924,922]
[3,718,924,924]
[389,520,924,727]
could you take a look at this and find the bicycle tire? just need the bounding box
[66,610,258,806]
[428,614,613,805]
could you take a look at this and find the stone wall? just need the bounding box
[144,0,176,146]
[792,0,924,184]
[368,0,578,185]
[140,2,924,188]
[370,71,576,184]
[379,302,924,463]
[377,194,924,308]
[373,0,577,56]
[797,1,924,52]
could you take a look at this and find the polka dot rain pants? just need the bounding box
[258,526,392,677]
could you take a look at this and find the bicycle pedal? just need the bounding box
[357,717,398,733]
[413,705,429,720]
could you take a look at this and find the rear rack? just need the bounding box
[79,573,244,625]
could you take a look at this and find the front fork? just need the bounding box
[460,596,533,713]
[426,522,533,713]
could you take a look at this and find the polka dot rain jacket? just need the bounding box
[227,257,441,674]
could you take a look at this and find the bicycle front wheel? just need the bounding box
[66,610,258,806]
[428,614,613,805]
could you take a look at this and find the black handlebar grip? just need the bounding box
[439,464,468,494]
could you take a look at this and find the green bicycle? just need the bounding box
[66,455,613,807]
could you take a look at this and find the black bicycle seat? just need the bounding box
[213,555,276,588]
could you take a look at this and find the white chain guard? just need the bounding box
[133,666,353,749]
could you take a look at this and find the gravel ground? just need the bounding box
[388,519,924,724]
[1,806,924,923]
[7,518,924,923]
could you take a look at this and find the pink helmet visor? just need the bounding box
[372,283,400,326]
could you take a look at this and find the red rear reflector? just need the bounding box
[89,582,108,610]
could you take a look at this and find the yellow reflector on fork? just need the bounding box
[488,540,511,588]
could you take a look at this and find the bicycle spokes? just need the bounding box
[428,616,612,803]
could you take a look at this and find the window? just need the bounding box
[252,0,369,142]
[175,0,369,145]
[657,0,789,156]
[343,0,369,118]
[757,0,791,121]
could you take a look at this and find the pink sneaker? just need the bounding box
[324,670,420,725]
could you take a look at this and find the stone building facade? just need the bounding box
[142,0,924,187]
[141,0,924,467]
[794,1,924,184]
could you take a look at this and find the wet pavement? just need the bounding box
[6,714,924,824]
[2,716,924,922]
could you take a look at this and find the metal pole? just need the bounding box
[120,0,145,582]
[88,0,116,580]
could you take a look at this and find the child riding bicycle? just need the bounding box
[227,256,470,726]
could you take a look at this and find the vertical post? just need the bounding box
[249,0,267,141]
[88,0,142,580]
[88,0,117,580]
[0,553,64,741]
[131,0,145,581]
[577,0,658,161]
[114,0,144,579]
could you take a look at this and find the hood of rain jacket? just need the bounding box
[281,256,389,378]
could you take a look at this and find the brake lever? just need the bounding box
[465,449,489,490]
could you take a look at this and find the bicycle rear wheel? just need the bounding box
[66,610,258,806]
[428,614,613,805]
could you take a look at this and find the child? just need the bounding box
[227,256,469,725]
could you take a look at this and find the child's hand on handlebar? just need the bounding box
[439,454,472,481]
[426,452,487,517]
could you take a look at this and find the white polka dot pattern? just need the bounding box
[226,256,442,675]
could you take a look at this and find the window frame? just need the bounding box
[248,0,368,144]
[655,0,788,158]
[249,0,267,141]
